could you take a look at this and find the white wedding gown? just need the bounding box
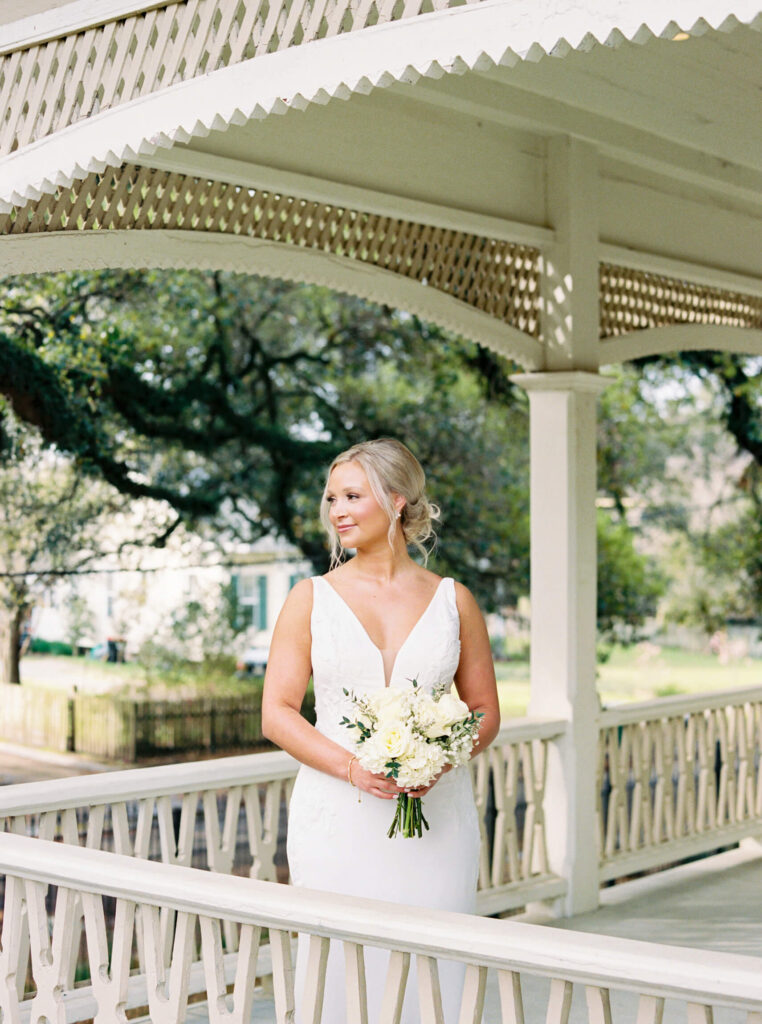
[287,575,481,1023]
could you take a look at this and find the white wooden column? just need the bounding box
[511,136,604,916]
[512,372,607,916]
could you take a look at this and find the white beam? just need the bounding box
[0,1,177,53]
[148,148,554,248]
[0,230,544,368]
[402,78,762,208]
[599,244,762,298]
[543,137,600,371]
[600,325,762,365]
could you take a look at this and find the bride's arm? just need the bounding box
[452,580,501,757]
[261,579,399,800]
[405,581,500,798]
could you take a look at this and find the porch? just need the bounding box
[1,685,761,1022]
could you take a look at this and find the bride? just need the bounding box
[262,437,500,1022]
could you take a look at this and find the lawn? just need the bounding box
[496,644,761,717]
[20,644,761,716]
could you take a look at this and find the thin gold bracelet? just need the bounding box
[347,755,358,786]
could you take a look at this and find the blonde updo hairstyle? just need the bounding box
[320,438,440,570]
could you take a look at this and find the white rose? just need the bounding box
[433,691,470,733]
[370,723,417,762]
[373,688,408,726]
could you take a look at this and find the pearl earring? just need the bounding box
[396,511,401,519]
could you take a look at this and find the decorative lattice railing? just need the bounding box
[598,686,762,882]
[0,163,542,334]
[1,832,760,1024]
[599,263,762,337]
[0,717,567,917]
[0,0,487,158]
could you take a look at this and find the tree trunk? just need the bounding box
[0,604,23,684]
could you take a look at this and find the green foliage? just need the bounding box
[29,638,73,656]
[597,510,665,642]
[0,270,530,610]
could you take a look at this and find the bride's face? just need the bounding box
[326,462,392,549]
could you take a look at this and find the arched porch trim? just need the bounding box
[0,229,544,367]
[600,324,762,366]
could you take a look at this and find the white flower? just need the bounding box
[395,743,447,788]
[366,722,418,763]
[434,691,470,730]
[373,688,409,726]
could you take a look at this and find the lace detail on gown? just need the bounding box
[287,574,478,1024]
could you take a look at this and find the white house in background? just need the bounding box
[31,535,312,661]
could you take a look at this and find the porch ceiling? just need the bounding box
[1,0,761,366]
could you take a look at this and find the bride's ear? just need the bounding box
[393,495,406,520]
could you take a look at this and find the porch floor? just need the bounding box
[184,843,762,1023]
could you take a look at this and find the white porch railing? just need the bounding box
[0,832,760,1024]
[598,686,762,882]
[0,718,568,917]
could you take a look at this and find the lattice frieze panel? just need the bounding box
[600,263,762,338]
[0,164,541,334]
[0,0,487,158]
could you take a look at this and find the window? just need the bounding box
[234,574,268,630]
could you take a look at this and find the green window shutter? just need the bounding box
[230,573,241,630]
[258,575,268,630]
[289,573,301,590]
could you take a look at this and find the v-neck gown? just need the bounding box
[287,575,480,1024]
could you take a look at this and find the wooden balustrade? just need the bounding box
[0,718,567,916]
[0,832,760,1024]
[0,0,486,158]
[598,686,762,881]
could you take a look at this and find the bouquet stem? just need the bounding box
[388,793,430,839]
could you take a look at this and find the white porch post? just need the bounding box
[511,137,604,916]
[512,372,606,917]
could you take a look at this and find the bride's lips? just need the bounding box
[337,524,355,532]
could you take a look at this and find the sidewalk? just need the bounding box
[0,741,113,785]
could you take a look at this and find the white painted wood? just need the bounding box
[147,147,554,247]
[4,1,760,215]
[0,2,180,53]
[598,244,762,300]
[344,942,369,1024]
[458,964,487,1024]
[380,950,410,1024]
[392,70,762,210]
[269,928,296,1024]
[546,978,573,1024]
[602,325,762,365]
[585,986,613,1024]
[687,1005,714,1024]
[2,836,762,1014]
[598,689,762,879]
[301,934,330,1024]
[513,369,608,917]
[543,137,600,372]
[636,996,665,1024]
[497,970,524,1024]
[0,230,544,369]
[417,955,445,1024]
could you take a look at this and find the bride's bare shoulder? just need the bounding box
[275,577,314,627]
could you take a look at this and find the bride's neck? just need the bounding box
[349,535,414,584]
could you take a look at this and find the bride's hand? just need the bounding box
[402,763,452,799]
[352,764,403,800]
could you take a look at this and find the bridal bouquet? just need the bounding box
[340,681,483,838]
